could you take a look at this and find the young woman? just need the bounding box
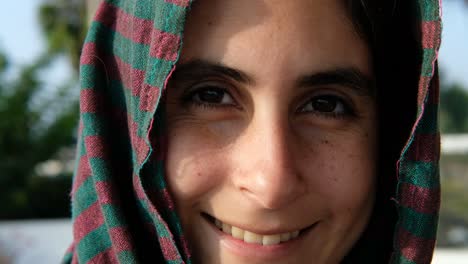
[65,0,441,263]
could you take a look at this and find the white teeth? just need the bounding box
[280,232,291,242]
[231,226,245,239]
[212,217,302,245]
[244,231,263,244]
[262,234,281,245]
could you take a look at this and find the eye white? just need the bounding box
[219,92,235,104]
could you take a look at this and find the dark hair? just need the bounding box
[343,1,422,262]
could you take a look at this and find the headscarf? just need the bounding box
[63,0,442,263]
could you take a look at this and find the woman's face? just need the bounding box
[165,0,377,263]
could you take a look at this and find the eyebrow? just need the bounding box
[296,68,376,98]
[171,59,254,84]
[172,59,375,97]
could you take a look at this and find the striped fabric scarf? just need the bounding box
[64,0,442,263]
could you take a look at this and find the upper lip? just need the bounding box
[202,212,316,235]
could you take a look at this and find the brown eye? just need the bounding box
[196,88,225,103]
[300,95,351,116]
[189,86,236,106]
[312,97,340,112]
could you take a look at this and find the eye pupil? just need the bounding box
[312,97,337,112]
[198,89,224,103]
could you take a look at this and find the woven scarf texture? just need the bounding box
[63,0,442,263]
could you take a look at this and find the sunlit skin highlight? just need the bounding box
[165,0,377,263]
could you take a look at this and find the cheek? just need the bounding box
[305,135,377,217]
[165,126,227,205]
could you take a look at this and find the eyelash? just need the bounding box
[182,85,237,109]
[182,85,355,119]
[297,94,356,119]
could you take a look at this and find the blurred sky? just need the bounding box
[0,0,467,89]
[0,0,72,88]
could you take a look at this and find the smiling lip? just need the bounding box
[202,213,317,260]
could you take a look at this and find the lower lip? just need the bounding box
[206,218,313,261]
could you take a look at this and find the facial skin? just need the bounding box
[164,0,377,263]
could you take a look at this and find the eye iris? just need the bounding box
[312,97,337,112]
[198,89,224,103]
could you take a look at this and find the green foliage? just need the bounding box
[437,154,468,247]
[0,53,7,72]
[0,51,78,219]
[0,0,89,219]
[26,175,73,218]
[39,0,87,72]
[440,179,468,220]
[440,84,468,133]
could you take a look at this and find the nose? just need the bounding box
[231,109,306,210]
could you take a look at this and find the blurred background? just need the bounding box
[0,0,467,263]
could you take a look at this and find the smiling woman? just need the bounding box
[165,2,377,263]
[65,0,442,263]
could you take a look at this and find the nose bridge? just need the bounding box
[255,111,290,167]
[233,104,305,209]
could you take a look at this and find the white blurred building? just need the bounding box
[441,134,468,155]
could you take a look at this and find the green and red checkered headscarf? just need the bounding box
[64,0,442,263]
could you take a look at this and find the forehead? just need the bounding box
[181,0,371,78]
